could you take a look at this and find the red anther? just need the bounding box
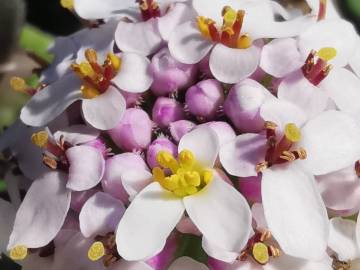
[355,161,360,177]
[208,23,220,42]
[104,65,115,81]
[317,0,327,21]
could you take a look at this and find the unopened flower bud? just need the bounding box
[199,121,236,146]
[120,90,143,107]
[224,79,268,133]
[147,137,177,169]
[108,108,152,151]
[152,97,185,128]
[186,79,224,120]
[150,48,197,96]
[169,120,196,142]
[84,138,108,158]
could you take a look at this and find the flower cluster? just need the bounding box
[1,0,360,269]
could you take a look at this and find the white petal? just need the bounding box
[66,145,105,191]
[74,0,137,19]
[184,174,252,253]
[168,257,209,270]
[112,53,153,93]
[262,164,329,260]
[219,133,267,177]
[349,37,360,78]
[53,125,100,145]
[265,254,333,270]
[8,172,71,249]
[251,203,268,230]
[328,217,359,261]
[320,68,360,122]
[20,74,82,127]
[297,19,358,67]
[121,170,153,201]
[79,192,125,237]
[82,86,126,130]
[298,110,360,175]
[202,237,239,263]
[116,182,185,260]
[0,199,16,253]
[210,43,261,84]
[168,22,213,64]
[109,261,153,270]
[115,19,162,56]
[178,126,219,168]
[278,71,328,120]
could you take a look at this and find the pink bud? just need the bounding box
[151,48,197,96]
[224,79,268,133]
[147,137,177,169]
[152,97,185,128]
[70,189,99,212]
[238,176,262,203]
[169,120,196,142]
[120,90,143,107]
[185,79,224,120]
[108,108,152,151]
[83,138,108,158]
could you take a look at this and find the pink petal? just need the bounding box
[53,125,100,145]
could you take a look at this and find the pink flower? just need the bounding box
[152,97,185,128]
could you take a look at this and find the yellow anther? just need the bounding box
[156,151,178,172]
[185,185,198,195]
[153,167,165,182]
[60,0,74,10]
[140,0,149,10]
[163,175,180,191]
[223,6,237,27]
[252,242,270,265]
[178,150,195,167]
[9,245,28,261]
[237,35,252,49]
[197,16,211,38]
[202,170,213,184]
[222,26,235,36]
[318,47,337,61]
[85,48,98,64]
[31,131,49,148]
[88,241,105,261]
[79,62,96,79]
[107,53,122,72]
[81,85,100,99]
[10,77,27,93]
[284,123,301,143]
[184,171,201,186]
[173,188,187,197]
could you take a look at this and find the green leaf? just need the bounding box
[346,0,360,16]
[175,234,208,264]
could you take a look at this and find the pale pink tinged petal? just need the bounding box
[260,99,307,131]
[298,19,357,67]
[262,164,329,260]
[158,3,196,41]
[8,172,71,249]
[115,19,162,56]
[328,217,359,261]
[112,53,153,93]
[219,134,267,177]
[71,189,99,212]
[320,68,360,121]
[265,254,333,270]
[251,203,268,230]
[168,22,213,64]
[109,261,153,270]
[357,214,360,249]
[316,165,360,211]
[79,192,125,238]
[52,232,106,270]
[277,71,328,119]
[121,170,153,200]
[176,216,201,236]
[147,233,178,270]
[74,0,137,19]
[238,176,262,203]
[199,121,236,147]
[66,145,105,191]
[41,57,73,84]
[116,182,185,260]
[230,260,262,270]
[184,174,252,253]
[209,43,261,84]
[168,257,209,270]
[102,153,150,202]
[349,38,360,78]
[53,125,100,145]
[20,74,82,127]
[178,126,219,168]
[0,199,16,253]
[202,237,239,263]
[260,38,302,78]
[298,110,360,175]
[82,86,126,130]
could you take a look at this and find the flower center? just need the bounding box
[139,0,161,21]
[302,47,336,86]
[152,150,213,197]
[87,233,120,267]
[239,230,281,265]
[256,122,307,173]
[197,6,252,49]
[71,49,121,99]
[9,245,28,261]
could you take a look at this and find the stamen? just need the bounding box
[355,161,360,178]
[60,0,74,10]
[255,161,269,173]
[85,48,98,64]
[139,0,161,21]
[284,123,301,143]
[268,245,281,257]
[31,131,49,148]
[237,35,252,49]
[252,242,270,265]
[9,245,28,261]
[81,85,101,99]
[88,241,105,261]
[317,47,337,61]
[317,0,327,21]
